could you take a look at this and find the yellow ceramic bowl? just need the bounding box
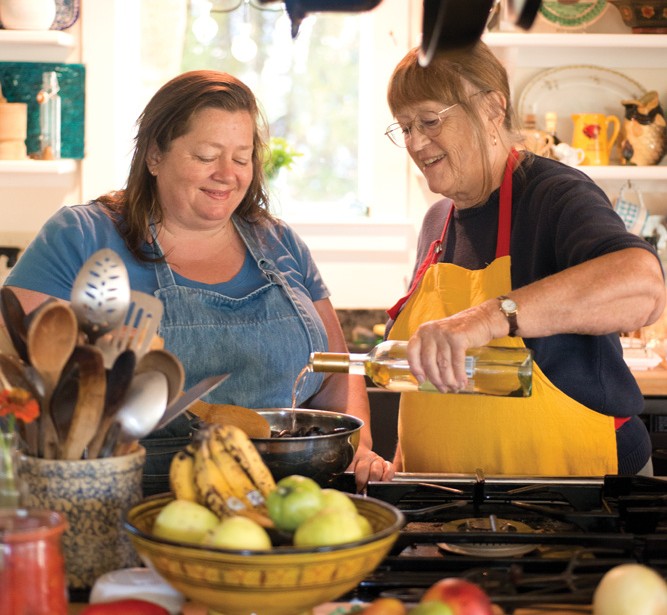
[124,493,404,615]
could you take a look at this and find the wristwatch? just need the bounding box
[498,295,519,337]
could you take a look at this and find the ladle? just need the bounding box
[99,370,169,458]
[26,302,79,458]
[71,248,131,344]
[86,349,136,459]
[60,345,107,460]
[136,348,184,407]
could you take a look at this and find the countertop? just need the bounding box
[632,364,667,397]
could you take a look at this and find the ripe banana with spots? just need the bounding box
[192,435,240,518]
[211,424,276,499]
[169,444,198,502]
[169,423,276,527]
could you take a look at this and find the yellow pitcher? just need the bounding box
[571,113,621,166]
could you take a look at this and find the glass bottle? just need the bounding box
[309,341,533,398]
[37,71,61,160]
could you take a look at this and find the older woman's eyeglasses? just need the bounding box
[384,104,459,148]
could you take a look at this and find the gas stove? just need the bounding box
[332,472,667,613]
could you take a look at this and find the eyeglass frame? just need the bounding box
[210,0,285,13]
[384,104,460,148]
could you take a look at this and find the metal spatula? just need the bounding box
[96,290,164,368]
[70,249,131,344]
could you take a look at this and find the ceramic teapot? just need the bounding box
[571,113,621,166]
[620,90,667,166]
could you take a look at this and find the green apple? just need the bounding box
[356,513,373,538]
[266,475,324,531]
[293,508,364,547]
[320,488,357,514]
[152,499,219,544]
[409,601,454,615]
[202,515,272,550]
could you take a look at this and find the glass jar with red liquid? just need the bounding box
[0,508,68,615]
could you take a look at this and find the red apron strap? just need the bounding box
[386,205,453,320]
[495,148,519,259]
[387,148,519,320]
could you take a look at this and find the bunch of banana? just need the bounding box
[169,423,276,527]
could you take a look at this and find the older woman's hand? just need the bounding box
[407,300,501,393]
[347,445,395,493]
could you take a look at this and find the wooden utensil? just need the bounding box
[60,345,107,460]
[136,348,184,407]
[188,401,271,439]
[0,286,29,363]
[26,302,78,458]
[86,349,136,459]
[49,360,79,452]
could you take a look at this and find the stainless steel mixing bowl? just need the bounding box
[250,409,363,486]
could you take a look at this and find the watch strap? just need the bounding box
[498,295,519,337]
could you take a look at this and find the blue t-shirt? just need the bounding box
[6,203,330,304]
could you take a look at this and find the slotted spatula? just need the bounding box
[96,290,164,368]
[70,249,131,344]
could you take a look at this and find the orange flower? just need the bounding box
[0,388,40,424]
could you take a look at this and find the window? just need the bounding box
[136,0,413,222]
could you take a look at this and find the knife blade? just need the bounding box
[153,373,229,431]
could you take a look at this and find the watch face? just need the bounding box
[501,298,517,313]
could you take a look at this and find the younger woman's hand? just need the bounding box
[347,445,394,493]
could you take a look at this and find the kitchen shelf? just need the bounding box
[484,32,667,68]
[0,159,77,186]
[0,29,75,62]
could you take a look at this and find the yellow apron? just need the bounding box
[388,151,618,476]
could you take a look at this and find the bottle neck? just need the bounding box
[308,351,368,376]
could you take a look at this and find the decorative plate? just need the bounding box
[518,65,646,147]
[0,0,80,30]
[538,0,609,30]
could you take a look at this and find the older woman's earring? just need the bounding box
[492,135,497,146]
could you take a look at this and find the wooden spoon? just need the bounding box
[86,349,136,459]
[0,287,29,363]
[60,345,107,460]
[188,401,271,439]
[26,302,79,458]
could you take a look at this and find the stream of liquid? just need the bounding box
[290,365,310,432]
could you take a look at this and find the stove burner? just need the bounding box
[437,516,539,557]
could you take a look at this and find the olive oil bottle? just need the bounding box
[309,341,533,397]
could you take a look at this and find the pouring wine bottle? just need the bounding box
[309,341,533,397]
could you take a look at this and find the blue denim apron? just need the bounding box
[141,216,327,493]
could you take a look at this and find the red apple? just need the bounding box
[421,578,493,615]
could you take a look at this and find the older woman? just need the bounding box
[5,70,393,490]
[384,43,665,476]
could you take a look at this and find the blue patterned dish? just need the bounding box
[0,0,80,30]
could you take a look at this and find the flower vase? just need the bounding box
[0,431,21,508]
